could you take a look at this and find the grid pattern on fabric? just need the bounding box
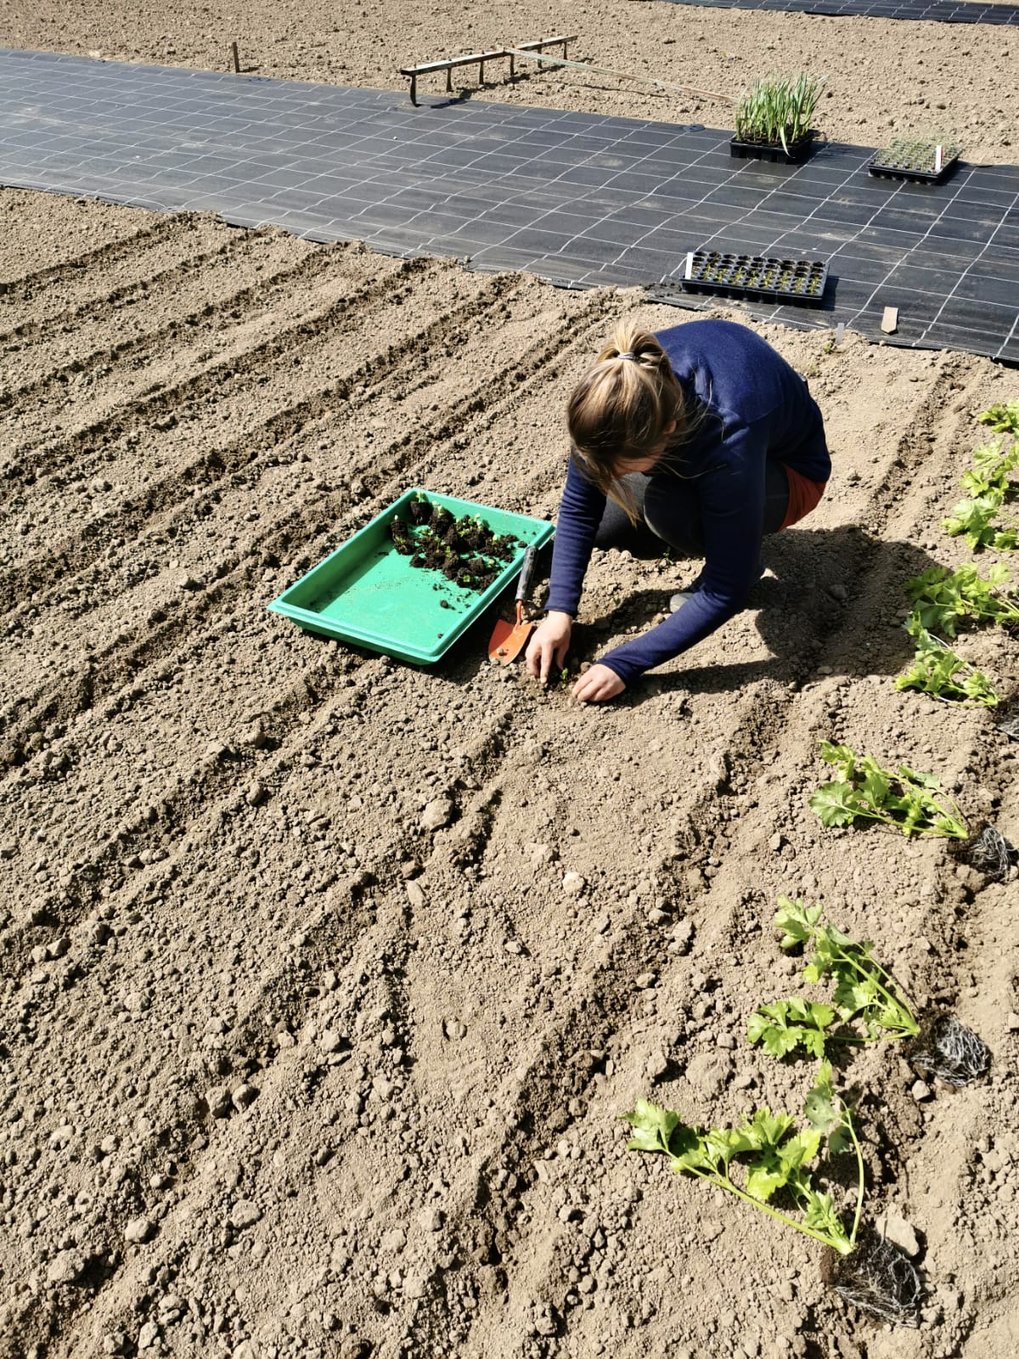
[658,0,1018,24]
[1,48,1016,364]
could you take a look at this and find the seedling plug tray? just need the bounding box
[674,250,829,308]
[267,489,554,665]
[868,139,961,185]
[730,131,815,165]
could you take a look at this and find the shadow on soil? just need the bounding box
[579,524,950,701]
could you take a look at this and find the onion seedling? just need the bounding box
[734,73,823,155]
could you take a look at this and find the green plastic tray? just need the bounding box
[268,489,554,664]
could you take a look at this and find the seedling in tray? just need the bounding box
[680,250,828,308]
[390,498,520,593]
[868,136,962,184]
[623,1064,922,1325]
[809,741,967,839]
[750,897,992,1086]
[732,72,823,161]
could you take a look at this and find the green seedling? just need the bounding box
[735,72,823,155]
[754,899,992,1088]
[746,998,840,1059]
[895,617,998,707]
[809,740,967,839]
[623,1060,863,1256]
[943,433,1019,551]
[978,402,1019,435]
[905,563,1019,637]
[760,898,920,1045]
[871,136,962,174]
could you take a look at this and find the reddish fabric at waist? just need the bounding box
[780,464,827,530]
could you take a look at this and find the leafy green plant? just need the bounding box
[978,402,1019,435]
[735,73,823,154]
[623,1060,862,1256]
[755,899,992,1086]
[905,563,1019,637]
[746,998,840,1059]
[943,435,1019,551]
[895,617,998,707]
[768,898,920,1043]
[809,741,967,839]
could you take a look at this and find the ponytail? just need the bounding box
[567,321,688,521]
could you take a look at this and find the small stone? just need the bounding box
[101,1332,128,1356]
[320,1029,344,1054]
[419,1208,444,1232]
[403,1272,427,1298]
[671,919,694,954]
[137,1322,161,1350]
[205,1085,232,1118]
[443,1018,467,1041]
[231,1083,258,1111]
[1007,1012,1019,1032]
[373,1075,395,1099]
[768,832,784,852]
[232,1342,260,1359]
[230,1199,262,1230]
[124,1216,155,1244]
[47,1249,86,1284]
[911,1080,932,1102]
[245,781,267,807]
[405,880,425,908]
[420,797,454,831]
[635,972,657,989]
[882,1208,920,1257]
[562,871,586,895]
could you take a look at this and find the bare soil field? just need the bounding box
[2,4,1019,1359]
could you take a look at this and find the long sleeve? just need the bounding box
[597,422,768,685]
[544,457,607,616]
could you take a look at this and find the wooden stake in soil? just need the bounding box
[231,41,241,74]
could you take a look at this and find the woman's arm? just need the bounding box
[526,457,606,683]
[595,425,768,686]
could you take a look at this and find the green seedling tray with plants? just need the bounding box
[268,489,554,664]
[868,138,962,185]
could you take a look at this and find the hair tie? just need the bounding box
[617,350,637,361]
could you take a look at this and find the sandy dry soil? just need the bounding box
[2,4,1019,1359]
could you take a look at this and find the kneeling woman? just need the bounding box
[526,318,831,702]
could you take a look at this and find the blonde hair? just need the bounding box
[567,322,688,520]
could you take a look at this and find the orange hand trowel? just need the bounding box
[488,545,538,663]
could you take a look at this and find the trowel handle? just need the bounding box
[515,545,538,604]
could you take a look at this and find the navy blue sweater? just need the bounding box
[545,320,830,685]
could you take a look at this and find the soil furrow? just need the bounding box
[0,245,419,500]
[0,211,188,314]
[0,230,318,422]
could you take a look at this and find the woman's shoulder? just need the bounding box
[656,319,801,427]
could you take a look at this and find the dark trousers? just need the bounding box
[593,464,790,559]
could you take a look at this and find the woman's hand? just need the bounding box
[572,664,626,704]
[525,611,573,683]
